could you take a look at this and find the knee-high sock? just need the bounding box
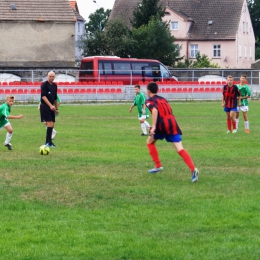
[141,123,147,134]
[244,121,249,130]
[178,149,195,172]
[5,132,12,144]
[147,143,161,168]
[227,118,231,131]
[144,120,150,128]
[46,127,53,144]
[236,119,239,130]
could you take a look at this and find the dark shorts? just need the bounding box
[224,107,238,112]
[40,104,55,122]
[154,133,182,143]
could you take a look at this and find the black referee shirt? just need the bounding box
[41,81,58,106]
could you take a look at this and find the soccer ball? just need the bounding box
[39,145,50,155]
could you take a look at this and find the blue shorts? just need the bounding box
[154,133,182,143]
[224,107,238,112]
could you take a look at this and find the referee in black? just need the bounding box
[40,71,59,147]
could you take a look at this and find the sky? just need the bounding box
[76,0,116,21]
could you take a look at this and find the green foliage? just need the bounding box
[104,19,135,58]
[1,102,260,259]
[85,8,111,33]
[78,30,108,56]
[176,52,220,68]
[132,17,179,65]
[131,0,165,29]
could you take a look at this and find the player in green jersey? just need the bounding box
[235,75,251,133]
[38,94,61,139]
[0,95,23,150]
[129,85,150,136]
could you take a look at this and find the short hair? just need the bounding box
[134,84,140,89]
[241,75,247,79]
[48,71,55,76]
[147,82,158,94]
[227,75,233,79]
[6,95,14,100]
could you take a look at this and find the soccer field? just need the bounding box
[0,101,260,259]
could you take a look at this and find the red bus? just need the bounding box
[78,56,176,85]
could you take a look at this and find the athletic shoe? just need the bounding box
[191,168,199,183]
[226,130,231,133]
[141,133,147,136]
[45,142,56,148]
[232,129,237,133]
[51,130,57,140]
[245,129,250,133]
[4,143,12,150]
[148,166,163,173]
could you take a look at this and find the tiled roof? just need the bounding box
[109,0,245,40]
[0,0,75,22]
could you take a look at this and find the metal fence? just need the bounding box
[1,83,260,103]
[0,68,260,85]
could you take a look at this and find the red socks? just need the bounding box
[147,143,161,168]
[148,143,195,172]
[178,149,195,172]
[227,118,231,131]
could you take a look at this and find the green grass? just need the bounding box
[0,101,260,260]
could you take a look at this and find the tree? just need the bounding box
[104,20,135,58]
[79,8,111,57]
[131,0,165,29]
[176,52,220,68]
[247,0,260,59]
[132,17,179,66]
[78,31,108,57]
[85,8,111,33]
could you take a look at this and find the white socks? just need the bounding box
[5,132,12,144]
[236,119,239,130]
[244,121,249,130]
[141,121,150,134]
[141,123,147,134]
[144,121,150,128]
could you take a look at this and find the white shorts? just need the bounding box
[138,115,149,120]
[238,106,249,112]
[0,122,10,130]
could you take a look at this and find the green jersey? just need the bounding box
[133,92,149,117]
[0,102,11,128]
[237,84,251,106]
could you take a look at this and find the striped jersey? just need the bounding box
[222,85,240,108]
[145,95,182,135]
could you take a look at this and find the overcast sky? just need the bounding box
[76,0,116,21]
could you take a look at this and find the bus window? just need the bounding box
[103,62,113,75]
[98,62,104,75]
[160,64,171,78]
[114,62,131,74]
[79,62,93,76]
[132,62,149,75]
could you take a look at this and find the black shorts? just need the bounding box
[40,104,55,123]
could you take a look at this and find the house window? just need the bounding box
[213,45,221,58]
[190,44,198,58]
[243,22,246,33]
[239,45,242,58]
[171,22,179,30]
[245,45,247,58]
[250,46,252,58]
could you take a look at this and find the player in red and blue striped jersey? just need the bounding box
[145,82,199,183]
[222,75,241,133]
